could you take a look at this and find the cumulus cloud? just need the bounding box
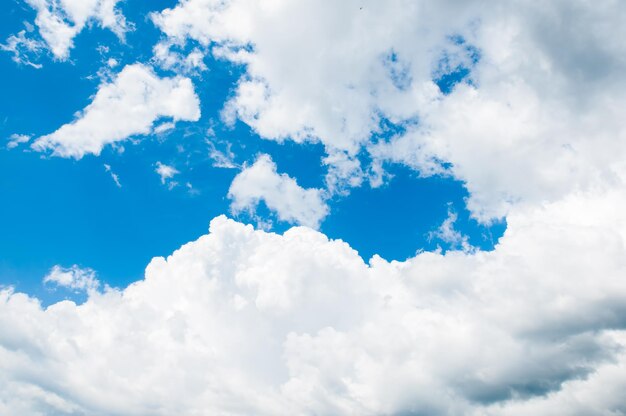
[3,1,626,414]
[153,0,626,221]
[228,154,329,228]
[2,185,626,414]
[15,0,128,60]
[43,265,100,294]
[31,64,201,158]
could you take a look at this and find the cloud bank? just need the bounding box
[2,187,626,414]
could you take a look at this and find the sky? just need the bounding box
[1,0,626,415]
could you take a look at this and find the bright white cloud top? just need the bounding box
[2,0,626,415]
[228,154,329,229]
[2,194,626,414]
[31,64,200,158]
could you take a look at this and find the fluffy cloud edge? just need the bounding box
[43,264,100,293]
[228,154,329,229]
[24,0,128,60]
[31,64,201,159]
[151,0,626,223]
[2,183,626,414]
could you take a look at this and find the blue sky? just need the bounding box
[3,1,625,414]
[0,0,503,301]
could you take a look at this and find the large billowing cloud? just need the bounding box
[152,0,468,153]
[32,64,201,158]
[153,0,626,220]
[1,187,626,415]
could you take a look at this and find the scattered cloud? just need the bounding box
[153,121,176,135]
[43,264,99,294]
[152,41,207,74]
[228,154,328,229]
[15,0,128,60]
[322,150,364,195]
[6,134,31,149]
[207,140,238,169]
[428,206,472,252]
[103,164,121,188]
[155,161,180,189]
[31,64,201,158]
[0,30,45,68]
[185,181,200,195]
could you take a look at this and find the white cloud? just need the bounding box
[152,41,207,74]
[185,181,199,195]
[32,64,201,158]
[103,164,121,187]
[2,2,626,414]
[228,154,329,228]
[428,207,472,252]
[2,185,626,414]
[153,121,176,134]
[153,0,626,221]
[6,134,31,149]
[151,0,458,154]
[43,265,100,294]
[208,140,238,169]
[19,0,128,60]
[0,30,45,68]
[155,162,180,188]
[322,150,364,196]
